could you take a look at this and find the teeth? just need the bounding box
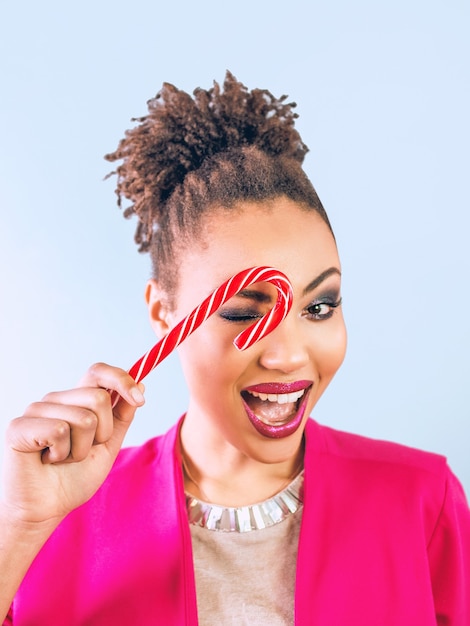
[247,389,305,404]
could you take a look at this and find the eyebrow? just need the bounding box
[303,267,341,296]
[236,289,272,303]
[232,266,341,303]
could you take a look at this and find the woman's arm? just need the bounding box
[0,508,62,622]
[0,363,145,622]
[428,466,470,624]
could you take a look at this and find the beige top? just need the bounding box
[188,477,303,626]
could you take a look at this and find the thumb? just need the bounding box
[108,383,145,451]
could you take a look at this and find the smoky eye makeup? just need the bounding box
[304,290,342,321]
[218,307,264,323]
[217,288,273,323]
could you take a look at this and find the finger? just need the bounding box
[40,387,114,444]
[106,382,145,450]
[20,402,102,462]
[78,362,145,407]
[7,416,72,463]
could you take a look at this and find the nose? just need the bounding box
[257,314,309,374]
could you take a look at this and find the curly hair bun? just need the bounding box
[105,71,308,227]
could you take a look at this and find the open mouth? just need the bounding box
[241,381,313,439]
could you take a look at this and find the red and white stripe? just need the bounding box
[111,266,293,406]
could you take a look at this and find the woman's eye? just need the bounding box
[304,298,342,321]
[219,310,263,323]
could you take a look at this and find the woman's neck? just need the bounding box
[179,412,305,507]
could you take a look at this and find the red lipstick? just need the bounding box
[242,383,312,439]
[243,380,313,394]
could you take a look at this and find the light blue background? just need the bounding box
[1,1,469,495]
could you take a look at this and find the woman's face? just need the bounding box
[148,198,347,464]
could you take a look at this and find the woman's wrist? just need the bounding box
[0,500,64,535]
[0,503,61,622]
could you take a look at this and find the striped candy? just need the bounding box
[112,266,293,406]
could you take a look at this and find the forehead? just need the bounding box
[176,199,340,305]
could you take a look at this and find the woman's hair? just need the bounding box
[105,71,331,300]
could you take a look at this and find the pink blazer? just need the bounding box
[8,418,470,624]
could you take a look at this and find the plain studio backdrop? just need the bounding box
[0,1,469,497]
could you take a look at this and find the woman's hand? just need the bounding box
[2,362,145,527]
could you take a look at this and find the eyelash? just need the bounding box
[218,310,262,323]
[219,297,342,324]
[303,297,342,321]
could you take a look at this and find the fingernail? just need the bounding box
[130,387,145,404]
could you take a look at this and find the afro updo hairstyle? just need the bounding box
[105,71,331,303]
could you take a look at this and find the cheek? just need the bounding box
[313,319,347,378]
[176,322,240,386]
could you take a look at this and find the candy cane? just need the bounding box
[111,266,293,406]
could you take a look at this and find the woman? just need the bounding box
[1,73,469,625]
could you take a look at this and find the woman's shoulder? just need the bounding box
[306,420,450,488]
[306,418,447,477]
[305,419,469,541]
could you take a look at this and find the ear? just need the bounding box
[145,279,174,339]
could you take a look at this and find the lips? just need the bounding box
[244,380,312,394]
[241,380,313,439]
